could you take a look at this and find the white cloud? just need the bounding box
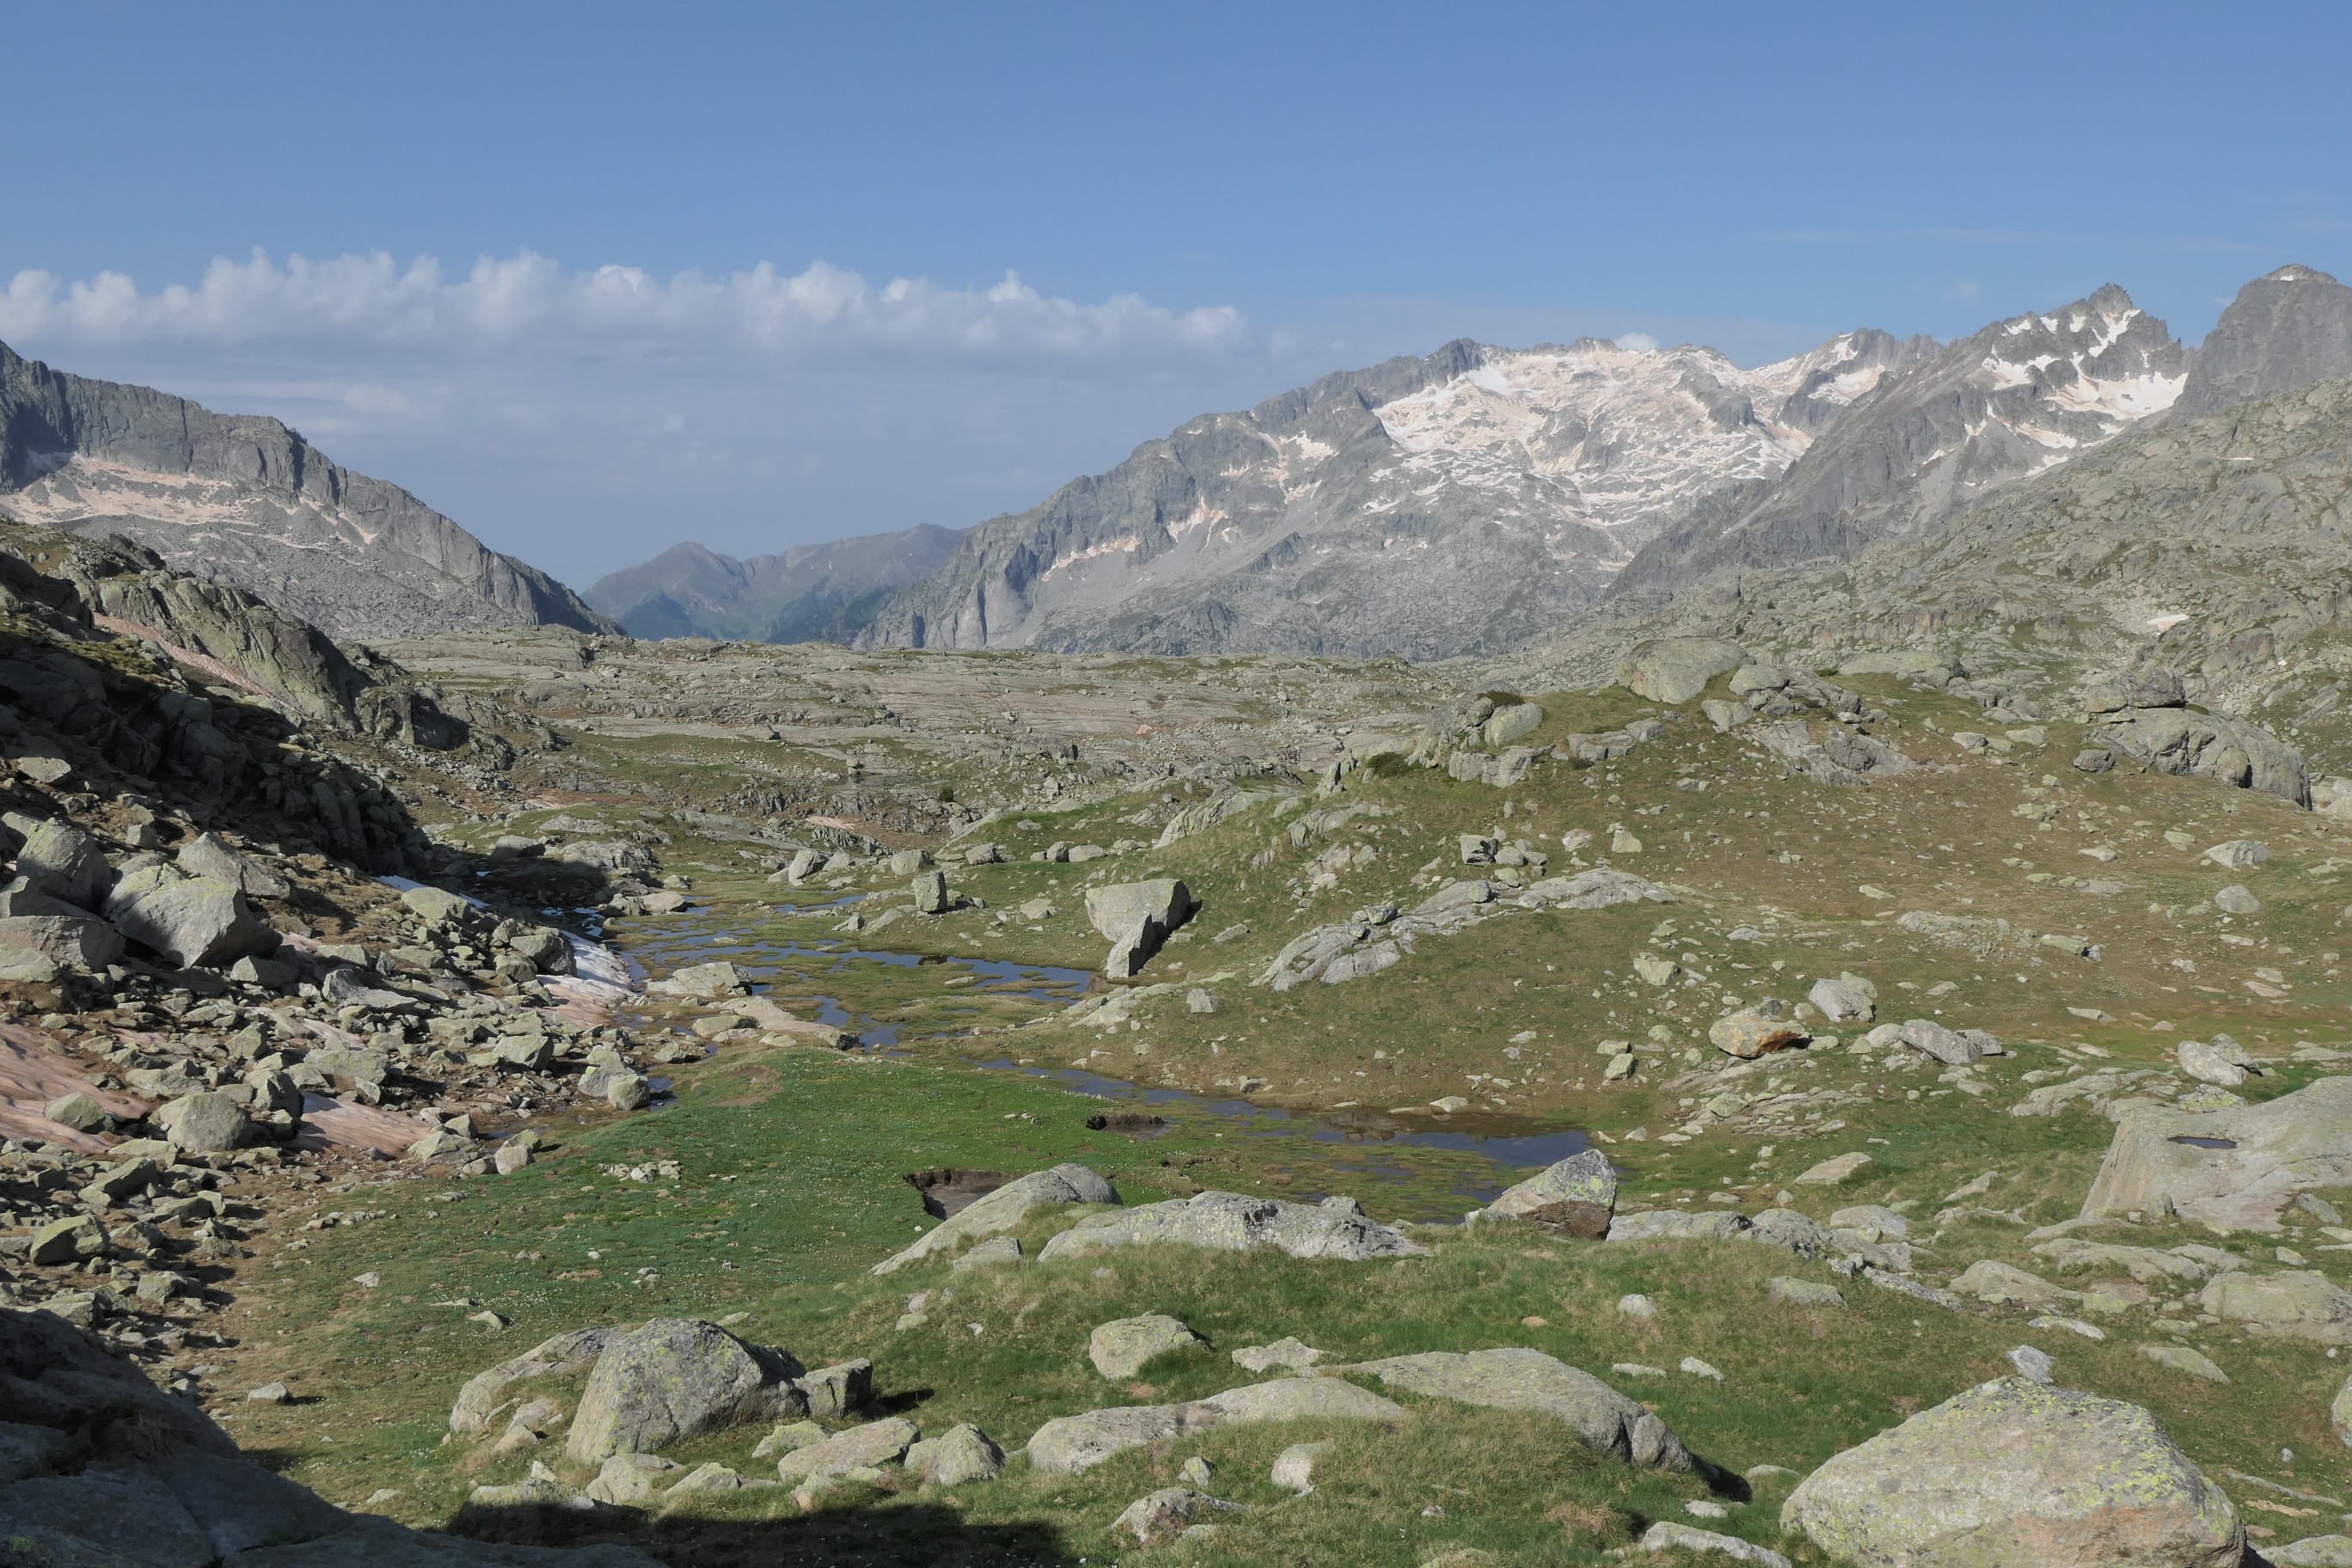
[1616,331,1660,352]
[0,250,1250,368]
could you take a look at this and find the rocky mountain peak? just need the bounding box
[2177,261,2352,418]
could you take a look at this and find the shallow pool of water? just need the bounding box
[612,912,1586,1211]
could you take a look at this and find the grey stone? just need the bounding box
[1089,1314,1205,1380]
[1347,1347,1691,1469]
[950,1235,1023,1272]
[1038,1189,1424,1263]
[0,915,123,971]
[1231,1337,1326,1375]
[1895,1018,1981,1066]
[1083,879,1197,978]
[1633,1522,1792,1565]
[2272,1537,2352,1568]
[1951,1260,2080,1308]
[1782,1376,2243,1567]
[2200,1270,2352,1344]
[43,1092,108,1132]
[1482,702,1544,748]
[1479,1148,1615,1236]
[29,1213,108,1265]
[0,1467,215,1568]
[176,833,290,898]
[1271,1440,1330,1493]
[2141,1344,2229,1384]
[1615,637,1748,704]
[153,1091,253,1153]
[903,1423,1004,1486]
[1523,867,1674,909]
[910,869,951,914]
[585,1453,681,1505]
[1745,1209,1834,1258]
[1607,1210,1752,1243]
[605,1074,652,1112]
[1026,1378,1403,1475]
[14,818,113,910]
[566,1318,808,1461]
[1808,976,1874,1024]
[798,1359,872,1418]
[1769,1277,1845,1308]
[1112,1486,1241,1548]
[658,959,750,998]
[2214,884,2262,915]
[773,1417,918,1483]
[103,867,278,969]
[873,1162,1118,1274]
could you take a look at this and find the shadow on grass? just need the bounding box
[450,1498,1075,1568]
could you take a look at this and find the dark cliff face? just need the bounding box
[0,341,615,642]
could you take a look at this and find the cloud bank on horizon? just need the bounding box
[0,249,1251,367]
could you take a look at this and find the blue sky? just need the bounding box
[6,2,2349,584]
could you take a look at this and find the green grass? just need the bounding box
[227,664,2352,1564]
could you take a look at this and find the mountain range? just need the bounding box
[0,342,612,643]
[603,265,2352,662]
[7,265,2350,667]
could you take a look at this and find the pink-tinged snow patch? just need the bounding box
[0,1023,149,1151]
[292,1093,432,1157]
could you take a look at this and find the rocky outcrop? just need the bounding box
[1026,1377,1405,1475]
[871,1162,1118,1274]
[1343,1347,1692,1469]
[2080,1075,2352,1231]
[566,1318,808,1462]
[1478,1149,1616,1236]
[1782,1376,2242,1566]
[0,1307,654,1568]
[1084,878,1196,977]
[1038,1190,1424,1263]
[1614,637,1746,704]
[0,340,612,641]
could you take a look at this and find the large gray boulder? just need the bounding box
[773,1416,919,1483]
[903,1423,1005,1485]
[1614,637,1748,704]
[2080,1075,2352,1231]
[153,1090,254,1153]
[1038,1190,1424,1263]
[104,865,279,969]
[1084,879,1197,978]
[1782,1376,2242,1566]
[1344,1348,1691,1470]
[176,831,291,898]
[566,1319,807,1462]
[10,818,112,910]
[1479,1148,1615,1237]
[0,914,123,971]
[450,1328,622,1434]
[872,1162,1118,1274]
[1026,1378,1404,1475]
